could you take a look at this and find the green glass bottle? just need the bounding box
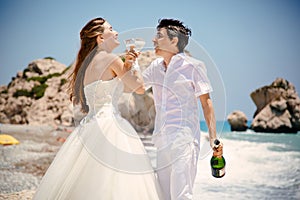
[210,139,226,178]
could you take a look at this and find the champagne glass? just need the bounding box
[134,38,145,52]
[123,38,145,70]
[124,38,145,52]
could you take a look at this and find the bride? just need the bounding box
[33,17,163,200]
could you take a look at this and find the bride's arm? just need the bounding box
[110,54,145,94]
[122,60,144,93]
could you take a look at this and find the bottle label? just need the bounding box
[211,167,225,178]
[218,167,225,177]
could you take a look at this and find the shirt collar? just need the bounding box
[171,53,184,61]
[168,53,185,68]
[158,53,186,72]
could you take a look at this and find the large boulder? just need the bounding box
[250,78,295,117]
[227,110,248,131]
[0,58,73,126]
[250,78,300,133]
[118,91,156,133]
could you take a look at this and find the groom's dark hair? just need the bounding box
[157,18,191,52]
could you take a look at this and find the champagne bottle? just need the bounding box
[210,139,226,178]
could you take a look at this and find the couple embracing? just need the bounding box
[33,17,223,200]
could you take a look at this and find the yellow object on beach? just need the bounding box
[0,134,20,145]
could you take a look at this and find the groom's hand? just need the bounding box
[212,142,223,157]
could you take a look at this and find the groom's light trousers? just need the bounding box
[156,141,200,200]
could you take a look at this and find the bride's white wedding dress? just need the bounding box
[33,78,163,200]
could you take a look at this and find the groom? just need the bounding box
[142,18,220,199]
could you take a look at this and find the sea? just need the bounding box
[192,121,300,200]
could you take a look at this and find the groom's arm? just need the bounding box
[199,93,217,147]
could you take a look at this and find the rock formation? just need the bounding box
[227,110,248,131]
[118,91,156,133]
[0,58,72,126]
[250,78,300,133]
[0,51,158,132]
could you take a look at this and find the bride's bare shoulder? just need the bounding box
[94,51,120,63]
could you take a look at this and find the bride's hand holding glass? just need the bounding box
[124,47,139,70]
[123,38,145,70]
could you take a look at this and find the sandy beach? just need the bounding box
[0,124,73,199]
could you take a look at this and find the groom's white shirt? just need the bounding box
[142,53,213,148]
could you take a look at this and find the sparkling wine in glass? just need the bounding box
[124,38,145,52]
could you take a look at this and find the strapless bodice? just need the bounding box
[84,78,123,117]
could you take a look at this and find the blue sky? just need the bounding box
[0,0,299,120]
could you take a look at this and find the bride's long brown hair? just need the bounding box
[68,17,106,113]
